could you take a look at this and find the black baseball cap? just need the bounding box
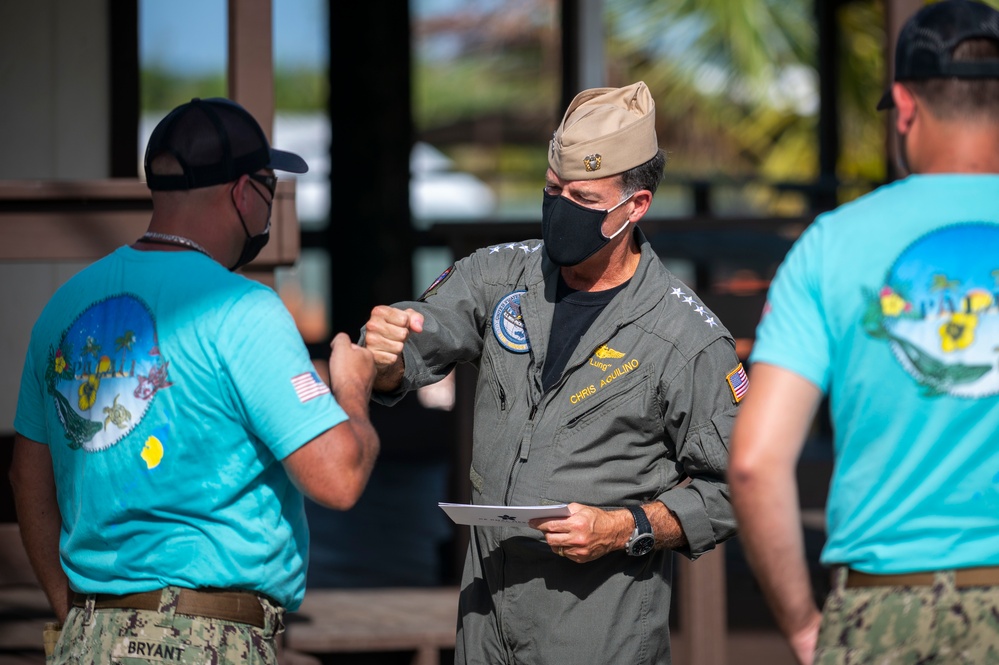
[144,97,308,191]
[878,0,999,109]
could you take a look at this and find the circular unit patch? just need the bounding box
[50,294,170,451]
[877,223,999,398]
[492,290,530,353]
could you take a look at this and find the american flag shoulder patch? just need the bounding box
[291,371,331,403]
[726,363,749,403]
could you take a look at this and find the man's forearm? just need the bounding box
[372,357,405,393]
[11,436,71,622]
[645,501,688,551]
[19,511,72,623]
[729,363,824,663]
[732,469,819,643]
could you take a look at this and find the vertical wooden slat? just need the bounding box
[228,0,274,139]
[678,543,727,665]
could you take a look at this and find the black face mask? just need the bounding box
[541,190,632,267]
[231,223,270,271]
[230,181,273,271]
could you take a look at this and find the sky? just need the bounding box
[139,0,328,73]
[139,0,510,73]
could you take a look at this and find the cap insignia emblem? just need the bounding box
[583,154,602,172]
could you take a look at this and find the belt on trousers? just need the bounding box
[72,588,266,628]
[846,566,999,589]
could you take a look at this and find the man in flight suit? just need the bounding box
[363,81,743,664]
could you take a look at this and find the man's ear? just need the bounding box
[893,83,917,135]
[230,175,253,213]
[629,190,653,221]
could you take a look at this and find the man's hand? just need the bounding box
[285,333,380,510]
[529,503,632,563]
[329,332,375,407]
[789,613,822,665]
[362,305,424,392]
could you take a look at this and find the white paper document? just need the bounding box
[438,502,570,527]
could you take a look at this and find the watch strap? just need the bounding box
[627,505,652,536]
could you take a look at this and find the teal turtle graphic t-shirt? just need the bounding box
[751,174,999,574]
[15,246,347,610]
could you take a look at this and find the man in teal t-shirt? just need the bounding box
[729,2,999,664]
[11,98,381,665]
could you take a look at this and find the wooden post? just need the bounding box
[228,0,274,138]
[678,543,727,665]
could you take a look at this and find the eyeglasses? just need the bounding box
[248,173,277,197]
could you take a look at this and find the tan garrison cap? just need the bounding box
[548,81,658,180]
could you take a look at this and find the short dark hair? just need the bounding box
[908,38,999,120]
[619,148,668,196]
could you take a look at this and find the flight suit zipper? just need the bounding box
[505,401,539,504]
[519,404,538,461]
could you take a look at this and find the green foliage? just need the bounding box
[413,53,557,130]
[837,1,887,184]
[141,67,226,112]
[607,0,820,184]
[604,0,892,211]
[141,66,328,113]
[275,67,329,111]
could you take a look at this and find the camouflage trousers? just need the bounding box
[814,567,999,664]
[49,587,285,665]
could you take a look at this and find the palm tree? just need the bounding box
[81,336,101,376]
[931,273,961,315]
[410,0,888,215]
[605,0,885,205]
[114,330,136,377]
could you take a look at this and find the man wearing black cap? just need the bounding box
[10,98,380,664]
[363,81,740,664]
[730,1,999,663]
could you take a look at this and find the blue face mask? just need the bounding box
[541,189,632,266]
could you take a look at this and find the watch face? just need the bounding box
[628,534,655,556]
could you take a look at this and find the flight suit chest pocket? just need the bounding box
[540,368,659,505]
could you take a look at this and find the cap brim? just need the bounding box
[268,148,309,174]
[876,88,895,110]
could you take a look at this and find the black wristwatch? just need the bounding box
[625,505,655,556]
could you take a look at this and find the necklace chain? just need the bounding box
[140,232,212,258]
